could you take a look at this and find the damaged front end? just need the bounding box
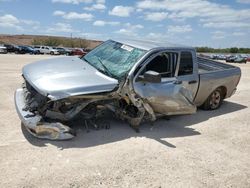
[15,81,76,140]
[15,78,146,140]
[15,79,111,140]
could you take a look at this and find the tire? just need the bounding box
[50,51,54,55]
[202,88,223,110]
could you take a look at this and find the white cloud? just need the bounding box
[124,23,144,29]
[54,11,93,21]
[136,0,250,29]
[147,32,164,39]
[0,14,19,27]
[203,22,249,28]
[136,8,143,12]
[51,0,92,4]
[53,10,65,16]
[167,25,192,33]
[93,20,120,26]
[0,14,39,31]
[46,22,77,33]
[63,12,93,20]
[115,23,144,36]
[145,32,176,42]
[109,6,134,17]
[237,0,250,4]
[83,3,106,11]
[232,32,246,36]
[145,12,168,21]
[211,31,226,39]
[20,19,40,30]
[78,32,103,40]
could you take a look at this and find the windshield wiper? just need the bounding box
[97,57,113,78]
[83,56,114,78]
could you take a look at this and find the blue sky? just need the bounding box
[0,0,250,48]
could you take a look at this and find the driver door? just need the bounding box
[133,51,197,115]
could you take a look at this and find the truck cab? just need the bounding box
[132,49,199,115]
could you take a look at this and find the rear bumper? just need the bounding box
[14,88,74,140]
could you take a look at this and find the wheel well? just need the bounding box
[218,86,227,99]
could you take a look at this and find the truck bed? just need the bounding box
[194,56,241,106]
[197,57,236,74]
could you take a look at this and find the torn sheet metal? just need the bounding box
[133,80,196,115]
[15,88,74,140]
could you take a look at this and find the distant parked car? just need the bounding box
[69,48,89,56]
[247,56,250,62]
[226,55,235,62]
[34,46,59,55]
[226,55,247,63]
[69,48,84,56]
[19,46,39,54]
[211,54,220,60]
[0,45,7,54]
[54,47,71,55]
[217,55,226,60]
[4,44,20,53]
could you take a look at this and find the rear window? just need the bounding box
[178,51,193,76]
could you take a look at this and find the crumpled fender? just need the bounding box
[15,88,75,140]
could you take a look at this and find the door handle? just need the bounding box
[174,80,182,85]
[188,80,197,84]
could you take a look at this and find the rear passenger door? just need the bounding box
[176,51,199,99]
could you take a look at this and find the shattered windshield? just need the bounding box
[82,40,146,79]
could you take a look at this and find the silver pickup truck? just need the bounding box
[15,39,241,140]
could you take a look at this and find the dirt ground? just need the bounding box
[0,54,249,188]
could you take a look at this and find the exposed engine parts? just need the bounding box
[20,80,151,139]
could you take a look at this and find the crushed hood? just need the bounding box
[23,56,118,100]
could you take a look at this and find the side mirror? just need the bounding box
[137,70,161,83]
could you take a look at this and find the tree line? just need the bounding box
[195,47,250,54]
[32,37,90,48]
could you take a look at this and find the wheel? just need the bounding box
[202,88,223,110]
[50,51,54,55]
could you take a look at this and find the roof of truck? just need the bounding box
[114,39,195,51]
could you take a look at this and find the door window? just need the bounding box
[178,51,193,76]
[141,52,178,78]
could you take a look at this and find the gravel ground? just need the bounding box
[0,54,249,188]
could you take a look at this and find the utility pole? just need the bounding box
[70,33,73,47]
